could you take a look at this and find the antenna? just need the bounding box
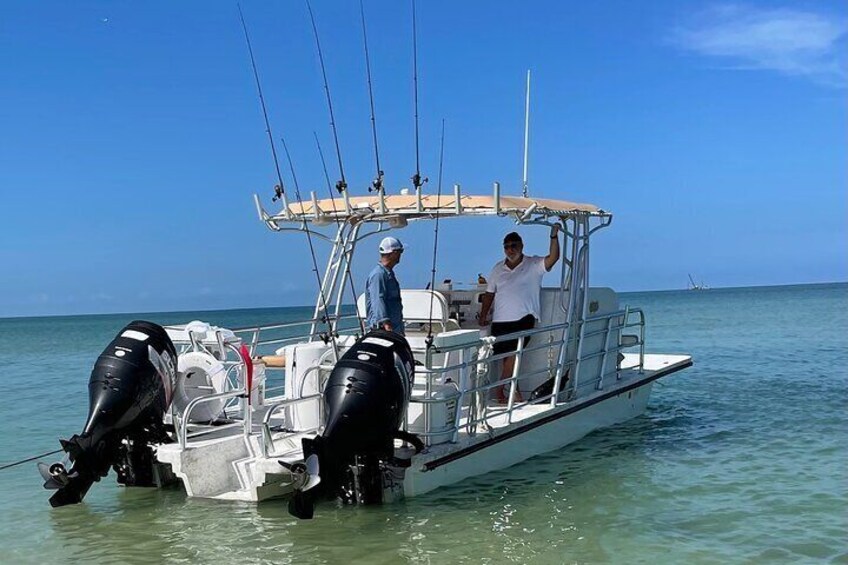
[359,0,384,195]
[237,4,289,209]
[522,69,531,198]
[306,0,348,195]
[410,0,427,193]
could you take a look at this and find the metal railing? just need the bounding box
[409,306,646,441]
[232,312,362,356]
[176,390,247,448]
[259,392,325,457]
[173,305,646,451]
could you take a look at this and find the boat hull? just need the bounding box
[404,381,654,497]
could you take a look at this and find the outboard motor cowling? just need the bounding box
[42,321,176,507]
[323,330,413,453]
[289,329,418,518]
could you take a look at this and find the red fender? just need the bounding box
[239,344,253,405]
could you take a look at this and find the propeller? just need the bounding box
[279,454,321,492]
[37,460,77,490]
[279,454,321,519]
[301,454,321,492]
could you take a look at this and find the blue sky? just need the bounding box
[1,1,845,318]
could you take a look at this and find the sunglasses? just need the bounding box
[503,242,522,250]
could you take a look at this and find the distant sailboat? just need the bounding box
[688,274,709,291]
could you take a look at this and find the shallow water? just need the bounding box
[1,284,846,563]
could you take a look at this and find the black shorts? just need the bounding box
[491,314,536,356]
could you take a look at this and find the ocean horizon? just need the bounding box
[2,280,843,322]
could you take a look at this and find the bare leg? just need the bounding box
[497,356,523,403]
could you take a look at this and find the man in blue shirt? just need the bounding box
[365,236,405,335]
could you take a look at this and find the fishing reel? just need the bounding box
[368,171,385,193]
[411,172,428,189]
[272,184,284,203]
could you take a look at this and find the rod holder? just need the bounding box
[343,188,351,215]
[311,190,333,226]
[253,193,283,230]
[253,193,267,222]
[493,182,501,215]
[454,184,462,215]
[519,202,538,223]
[310,191,320,215]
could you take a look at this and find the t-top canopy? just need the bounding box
[262,192,607,224]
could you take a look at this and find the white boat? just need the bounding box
[40,189,692,517]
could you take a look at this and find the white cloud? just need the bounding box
[671,4,848,86]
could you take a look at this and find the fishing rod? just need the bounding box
[426,119,446,344]
[306,2,368,335]
[359,0,384,195]
[0,449,63,472]
[237,4,289,208]
[410,0,427,194]
[306,0,348,196]
[280,136,337,341]
[314,131,366,335]
[238,6,333,339]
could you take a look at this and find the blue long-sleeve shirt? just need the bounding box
[365,263,404,335]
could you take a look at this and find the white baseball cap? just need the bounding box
[379,236,404,254]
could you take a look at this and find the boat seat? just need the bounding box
[356,289,455,332]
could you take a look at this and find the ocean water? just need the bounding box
[0,283,845,564]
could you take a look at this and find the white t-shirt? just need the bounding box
[486,255,548,322]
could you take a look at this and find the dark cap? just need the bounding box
[503,232,522,244]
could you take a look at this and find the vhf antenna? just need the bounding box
[306,0,348,196]
[238,4,289,208]
[522,69,531,198]
[360,0,384,196]
[411,0,427,194]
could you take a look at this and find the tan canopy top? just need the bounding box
[267,193,607,224]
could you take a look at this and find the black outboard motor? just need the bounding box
[41,321,176,507]
[288,329,420,519]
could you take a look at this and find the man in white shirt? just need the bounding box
[479,225,561,403]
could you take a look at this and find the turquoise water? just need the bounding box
[0,283,845,563]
